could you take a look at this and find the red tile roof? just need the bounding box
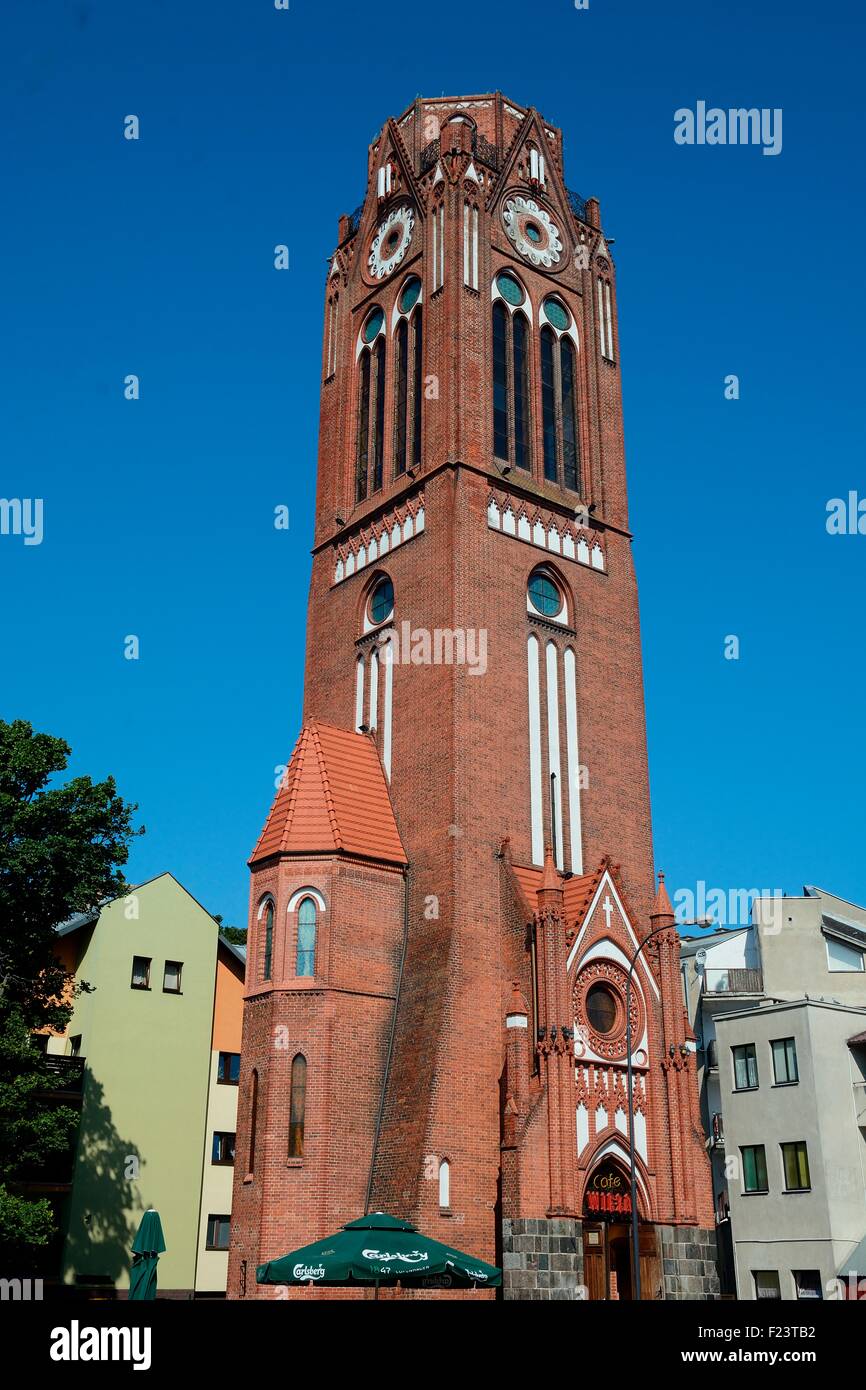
[249,722,407,867]
[511,859,603,927]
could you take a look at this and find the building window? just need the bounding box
[492,281,532,471]
[368,576,394,626]
[781,1141,811,1192]
[296,897,317,977]
[753,1270,781,1300]
[211,1131,236,1165]
[69,1034,82,1057]
[597,277,614,361]
[732,1042,758,1090]
[826,937,865,972]
[325,293,339,379]
[163,960,182,994]
[793,1269,822,1300]
[771,1037,799,1085]
[394,281,423,477]
[706,1038,718,1069]
[248,1069,258,1175]
[288,1053,307,1159]
[356,312,386,502]
[463,203,479,289]
[539,299,581,492]
[741,1144,768,1193]
[206,1215,231,1251]
[217,1052,240,1085]
[585,983,618,1035]
[131,956,151,990]
[262,900,274,982]
[438,1157,451,1209]
[527,570,563,619]
[431,202,445,292]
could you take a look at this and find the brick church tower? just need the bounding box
[228,93,718,1301]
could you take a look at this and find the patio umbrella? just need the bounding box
[129,1208,166,1301]
[256,1211,501,1289]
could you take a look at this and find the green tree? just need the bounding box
[0,719,142,1268]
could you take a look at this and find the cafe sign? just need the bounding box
[583,1160,633,1219]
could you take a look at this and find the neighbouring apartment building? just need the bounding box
[40,873,245,1297]
[682,884,866,1299]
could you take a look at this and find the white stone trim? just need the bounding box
[527,634,544,866]
[487,498,605,573]
[288,887,326,913]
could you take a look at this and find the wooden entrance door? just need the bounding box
[582,1223,606,1301]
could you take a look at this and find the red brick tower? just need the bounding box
[228,93,717,1301]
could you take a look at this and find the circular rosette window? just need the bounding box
[368,205,415,280]
[572,961,642,1062]
[502,195,563,268]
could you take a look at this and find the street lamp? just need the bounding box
[625,916,709,1301]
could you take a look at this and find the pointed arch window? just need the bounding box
[492,273,531,472]
[394,277,423,477]
[540,298,582,493]
[262,900,274,982]
[296,896,317,977]
[356,310,386,502]
[248,1068,259,1175]
[288,1053,307,1158]
[438,1157,451,1209]
[325,291,339,379]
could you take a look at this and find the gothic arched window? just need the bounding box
[248,1068,259,1175]
[539,297,581,493]
[296,896,317,977]
[394,277,423,477]
[261,899,274,982]
[288,1053,307,1158]
[492,273,531,471]
[356,309,386,502]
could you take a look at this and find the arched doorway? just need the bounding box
[580,1156,661,1300]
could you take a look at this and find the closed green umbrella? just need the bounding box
[129,1209,166,1301]
[256,1212,500,1289]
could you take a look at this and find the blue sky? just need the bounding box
[2,0,864,931]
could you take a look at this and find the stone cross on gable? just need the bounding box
[602,894,614,929]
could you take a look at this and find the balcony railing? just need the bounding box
[41,1055,85,1094]
[702,968,764,996]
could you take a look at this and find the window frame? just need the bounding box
[217,1051,241,1086]
[205,1214,231,1252]
[781,1140,811,1193]
[162,959,183,994]
[732,1042,759,1091]
[296,896,317,978]
[131,956,151,991]
[741,1144,769,1194]
[752,1270,781,1300]
[288,1052,307,1161]
[771,1036,799,1086]
[211,1130,236,1166]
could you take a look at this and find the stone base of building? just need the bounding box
[502,1217,584,1300]
[658,1224,720,1300]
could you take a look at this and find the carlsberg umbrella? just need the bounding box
[129,1208,166,1301]
[256,1211,501,1288]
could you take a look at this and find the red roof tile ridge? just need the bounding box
[310,722,344,852]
